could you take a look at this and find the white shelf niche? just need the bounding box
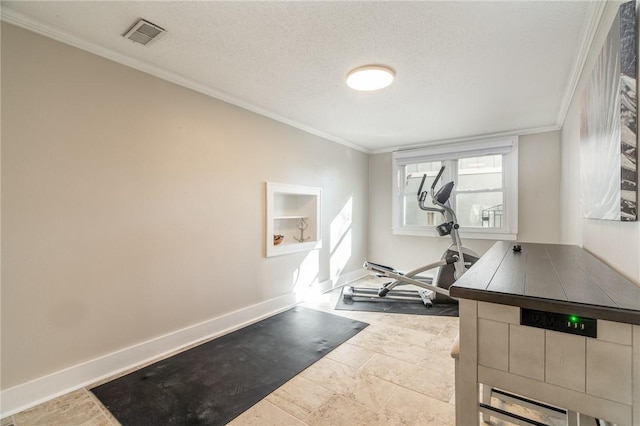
[266,182,321,257]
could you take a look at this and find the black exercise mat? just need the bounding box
[335,287,459,316]
[91,306,368,425]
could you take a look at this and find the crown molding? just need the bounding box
[373,0,610,158]
[370,124,562,155]
[555,0,608,128]
[0,8,370,154]
[1,2,606,157]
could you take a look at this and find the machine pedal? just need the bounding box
[342,286,354,301]
[419,290,434,308]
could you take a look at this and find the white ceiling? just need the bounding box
[1,1,603,153]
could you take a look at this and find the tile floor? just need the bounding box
[1,277,561,426]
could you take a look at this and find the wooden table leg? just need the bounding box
[456,299,479,426]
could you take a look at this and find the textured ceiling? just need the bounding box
[1,1,601,152]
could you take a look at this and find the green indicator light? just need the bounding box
[569,315,578,323]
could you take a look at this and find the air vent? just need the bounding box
[123,19,165,45]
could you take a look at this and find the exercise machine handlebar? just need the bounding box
[431,166,446,192]
[417,174,427,198]
[415,166,465,274]
[417,166,448,213]
[416,165,445,198]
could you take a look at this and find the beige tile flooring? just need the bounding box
[1,277,562,425]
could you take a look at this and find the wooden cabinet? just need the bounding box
[475,301,636,424]
[545,331,585,392]
[451,242,640,425]
[508,324,544,381]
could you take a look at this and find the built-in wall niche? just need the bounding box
[266,182,321,257]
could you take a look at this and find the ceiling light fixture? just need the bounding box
[346,65,395,91]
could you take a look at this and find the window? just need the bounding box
[392,137,518,240]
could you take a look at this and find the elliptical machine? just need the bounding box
[343,166,479,307]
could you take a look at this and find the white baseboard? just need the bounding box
[311,267,368,295]
[0,293,297,417]
[0,268,369,418]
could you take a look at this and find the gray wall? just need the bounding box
[518,131,562,243]
[1,23,369,389]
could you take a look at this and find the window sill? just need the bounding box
[392,227,517,241]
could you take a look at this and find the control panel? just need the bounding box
[520,308,597,338]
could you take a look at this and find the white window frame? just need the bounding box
[392,136,518,240]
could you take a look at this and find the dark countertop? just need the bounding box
[450,241,640,325]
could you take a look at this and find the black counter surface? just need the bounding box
[449,242,640,325]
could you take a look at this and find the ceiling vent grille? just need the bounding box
[123,19,165,45]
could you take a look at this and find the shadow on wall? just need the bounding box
[292,197,353,300]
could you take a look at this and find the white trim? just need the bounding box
[391,137,518,240]
[0,293,298,417]
[296,268,369,302]
[293,268,368,303]
[555,0,608,128]
[370,1,607,156]
[394,136,516,162]
[0,8,370,155]
[313,268,368,294]
[504,139,519,236]
[0,3,606,156]
[0,265,367,418]
[392,227,517,241]
[371,125,558,155]
[266,183,322,257]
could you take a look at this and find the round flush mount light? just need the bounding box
[346,65,395,91]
